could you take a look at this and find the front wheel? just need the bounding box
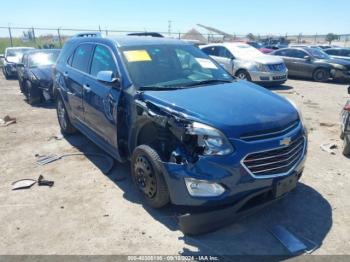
[235,70,251,81]
[313,68,330,82]
[131,145,170,208]
[56,95,77,134]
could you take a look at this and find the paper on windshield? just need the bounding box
[123,50,152,62]
[195,58,217,69]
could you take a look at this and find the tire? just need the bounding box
[56,95,77,134]
[25,81,42,105]
[343,135,350,156]
[3,69,9,80]
[313,68,330,82]
[131,145,170,208]
[19,79,25,93]
[235,70,251,81]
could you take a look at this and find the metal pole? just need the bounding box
[32,27,36,44]
[105,29,108,36]
[57,28,62,48]
[8,26,13,47]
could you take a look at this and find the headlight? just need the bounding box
[185,178,225,197]
[255,63,268,72]
[187,122,234,156]
[331,64,346,70]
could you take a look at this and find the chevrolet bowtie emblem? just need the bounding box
[280,137,292,146]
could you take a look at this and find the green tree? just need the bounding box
[246,33,255,41]
[325,33,339,45]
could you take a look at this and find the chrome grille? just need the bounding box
[267,63,286,72]
[242,136,305,178]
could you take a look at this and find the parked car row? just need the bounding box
[1,34,308,234]
[0,47,61,104]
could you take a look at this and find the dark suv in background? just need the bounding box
[271,47,350,82]
[53,33,307,234]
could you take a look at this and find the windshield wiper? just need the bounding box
[184,79,233,87]
[139,85,182,91]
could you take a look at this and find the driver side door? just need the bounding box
[83,44,121,150]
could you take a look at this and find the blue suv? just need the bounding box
[53,33,307,234]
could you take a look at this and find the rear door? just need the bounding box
[83,44,121,149]
[287,49,315,78]
[65,43,94,122]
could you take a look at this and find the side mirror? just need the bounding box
[304,55,311,61]
[96,70,120,86]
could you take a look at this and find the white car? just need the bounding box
[1,47,34,79]
[200,43,288,85]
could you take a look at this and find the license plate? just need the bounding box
[274,174,298,198]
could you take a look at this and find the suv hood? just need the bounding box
[141,81,299,139]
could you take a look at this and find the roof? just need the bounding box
[110,36,188,47]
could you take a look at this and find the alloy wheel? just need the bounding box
[57,100,67,130]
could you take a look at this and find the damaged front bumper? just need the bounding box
[159,123,307,234]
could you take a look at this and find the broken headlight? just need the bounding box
[187,122,234,156]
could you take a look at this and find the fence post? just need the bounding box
[57,28,62,48]
[105,29,108,36]
[32,27,36,45]
[8,27,13,47]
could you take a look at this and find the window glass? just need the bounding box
[274,49,292,57]
[121,44,232,88]
[28,50,60,68]
[202,46,218,56]
[71,44,93,73]
[90,45,117,77]
[325,49,337,55]
[340,49,350,57]
[217,47,233,59]
[289,49,308,59]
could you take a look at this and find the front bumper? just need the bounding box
[250,70,288,84]
[331,69,350,83]
[161,122,307,207]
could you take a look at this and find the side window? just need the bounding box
[71,44,94,73]
[340,50,350,57]
[325,49,337,55]
[217,47,234,59]
[202,46,218,56]
[90,45,117,77]
[289,49,307,59]
[274,49,291,57]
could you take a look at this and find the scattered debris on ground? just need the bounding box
[38,175,54,187]
[320,143,338,155]
[0,115,16,127]
[35,152,114,174]
[319,122,336,127]
[12,175,54,190]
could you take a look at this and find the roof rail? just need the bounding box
[73,32,102,38]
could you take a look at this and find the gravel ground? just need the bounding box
[0,74,349,257]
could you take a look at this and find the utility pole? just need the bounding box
[8,26,13,47]
[57,28,62,48]
[168,20,172,37]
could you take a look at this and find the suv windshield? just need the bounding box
[28,51,60,68]
[120,44,233,89]
[307,48,330,59]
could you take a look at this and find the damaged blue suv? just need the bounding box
[53,33,307,234]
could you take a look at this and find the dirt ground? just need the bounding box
[0,74,350,257]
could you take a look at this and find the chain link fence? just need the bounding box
[1,26,350,54]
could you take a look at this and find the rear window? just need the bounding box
[71,44,94,73]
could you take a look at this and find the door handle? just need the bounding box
[63,71,69,77]
[83,84,91,93]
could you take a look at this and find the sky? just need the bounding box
[0,0,349,36]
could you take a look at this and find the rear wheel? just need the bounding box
[56,95,77,134]
[131,145,170,208]
[313,68,330,82]
[235,70,251,81]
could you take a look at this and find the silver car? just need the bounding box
[1,47,34,79]
[201,43,288,85]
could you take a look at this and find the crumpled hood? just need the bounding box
[31,66,53,81]
[141,81,299,139]
[318,58,350,67]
